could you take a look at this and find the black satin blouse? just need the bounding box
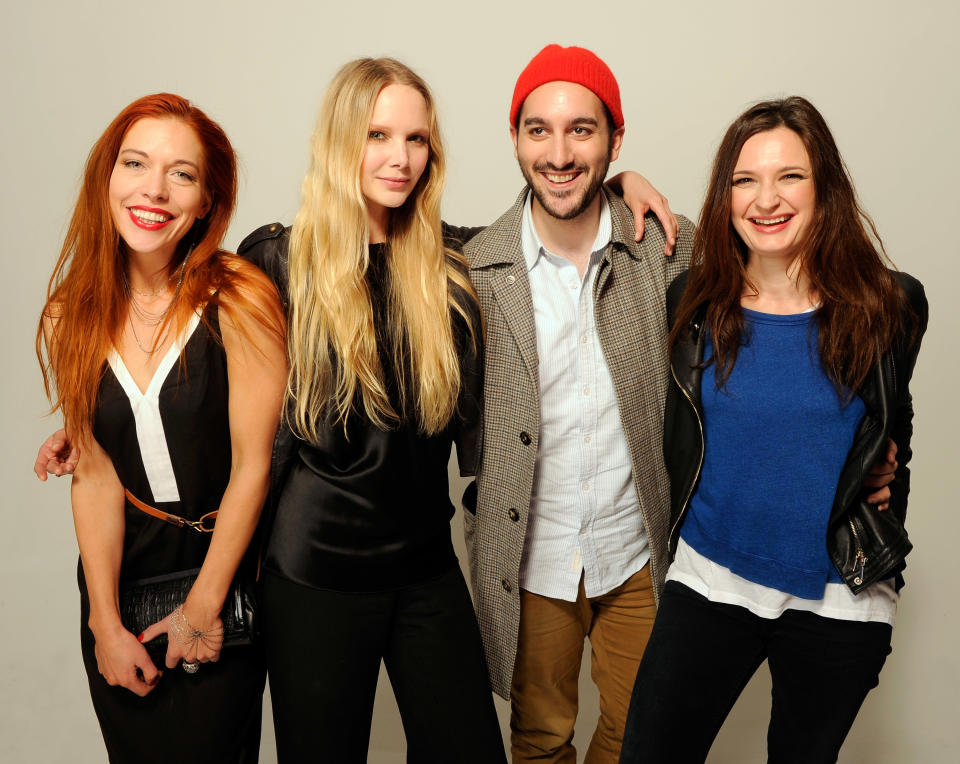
[238,228,484,592]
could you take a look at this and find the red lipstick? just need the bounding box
[127,206,175,231]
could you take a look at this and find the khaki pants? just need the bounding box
[510,565,657,764]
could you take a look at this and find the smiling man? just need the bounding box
[461,45,695,763]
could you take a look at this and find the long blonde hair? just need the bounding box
[287,58,477,442]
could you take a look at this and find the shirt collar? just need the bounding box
[520,189,613,273]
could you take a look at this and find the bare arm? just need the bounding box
[72,431,163,695]
[141,273,287,667]
[41,310,160,695]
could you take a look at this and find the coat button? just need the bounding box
[506,274,516,285]
[508,508,520,522]
[501,578,513,593]
[520,431,532,445]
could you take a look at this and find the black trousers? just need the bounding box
[262,567,506,763]
[619,581,892,764]
[80,597,265,764]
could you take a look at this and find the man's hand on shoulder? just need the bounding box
[34,429,78,480]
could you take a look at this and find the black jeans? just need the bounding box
[262,567,506,763]
[619,581,892,764]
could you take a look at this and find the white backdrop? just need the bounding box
[2,1,957,761]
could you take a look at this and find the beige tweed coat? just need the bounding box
[461,187,694,699]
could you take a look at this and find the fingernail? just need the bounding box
[137,633,144,642]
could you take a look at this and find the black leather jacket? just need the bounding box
[664,270,928,594]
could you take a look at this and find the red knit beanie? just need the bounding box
[510,45,623,129]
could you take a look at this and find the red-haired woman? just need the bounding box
[619,97,927,763]
[37,94,286,762]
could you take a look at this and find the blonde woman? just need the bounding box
[238,58,504,762]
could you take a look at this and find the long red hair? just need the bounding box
[672,96,905,393]
[38,93,281,435]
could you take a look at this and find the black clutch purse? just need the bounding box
[119,568,258,663]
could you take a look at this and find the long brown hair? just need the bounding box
[673,96,904,392]
[38,93,282,435]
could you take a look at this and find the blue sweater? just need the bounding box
[680,308,866,599]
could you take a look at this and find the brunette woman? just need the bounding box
[37,94,286,763]
[619,97,927,764]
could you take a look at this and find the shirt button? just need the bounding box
[582,481,590,491]
[569,282,577,290]
[519,431,532,445]
[508,508,520,522]
[580,334,587,344]
[501,578,513,593]
[584,435,591,443]
[583,385,590,396]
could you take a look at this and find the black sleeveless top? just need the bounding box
[91,305,231,582]
[237,227,484,593]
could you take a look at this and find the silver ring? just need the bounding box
[182,660,200,674]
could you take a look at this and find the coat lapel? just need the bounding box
[466,190,540,390]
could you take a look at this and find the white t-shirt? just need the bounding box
[667,537,898,626]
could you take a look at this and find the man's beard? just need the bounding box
[520,156,610,221]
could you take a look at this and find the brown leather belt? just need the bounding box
[124,489,218,533]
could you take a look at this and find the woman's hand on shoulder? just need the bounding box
[606,171,678,254]
[91,620,161,696]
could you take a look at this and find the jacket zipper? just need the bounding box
[668,362,705,548]
[848,518,868,586]
[888,351,898,397]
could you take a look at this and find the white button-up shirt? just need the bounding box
[518,192,649,601]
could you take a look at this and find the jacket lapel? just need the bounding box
[467,190,540,390]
